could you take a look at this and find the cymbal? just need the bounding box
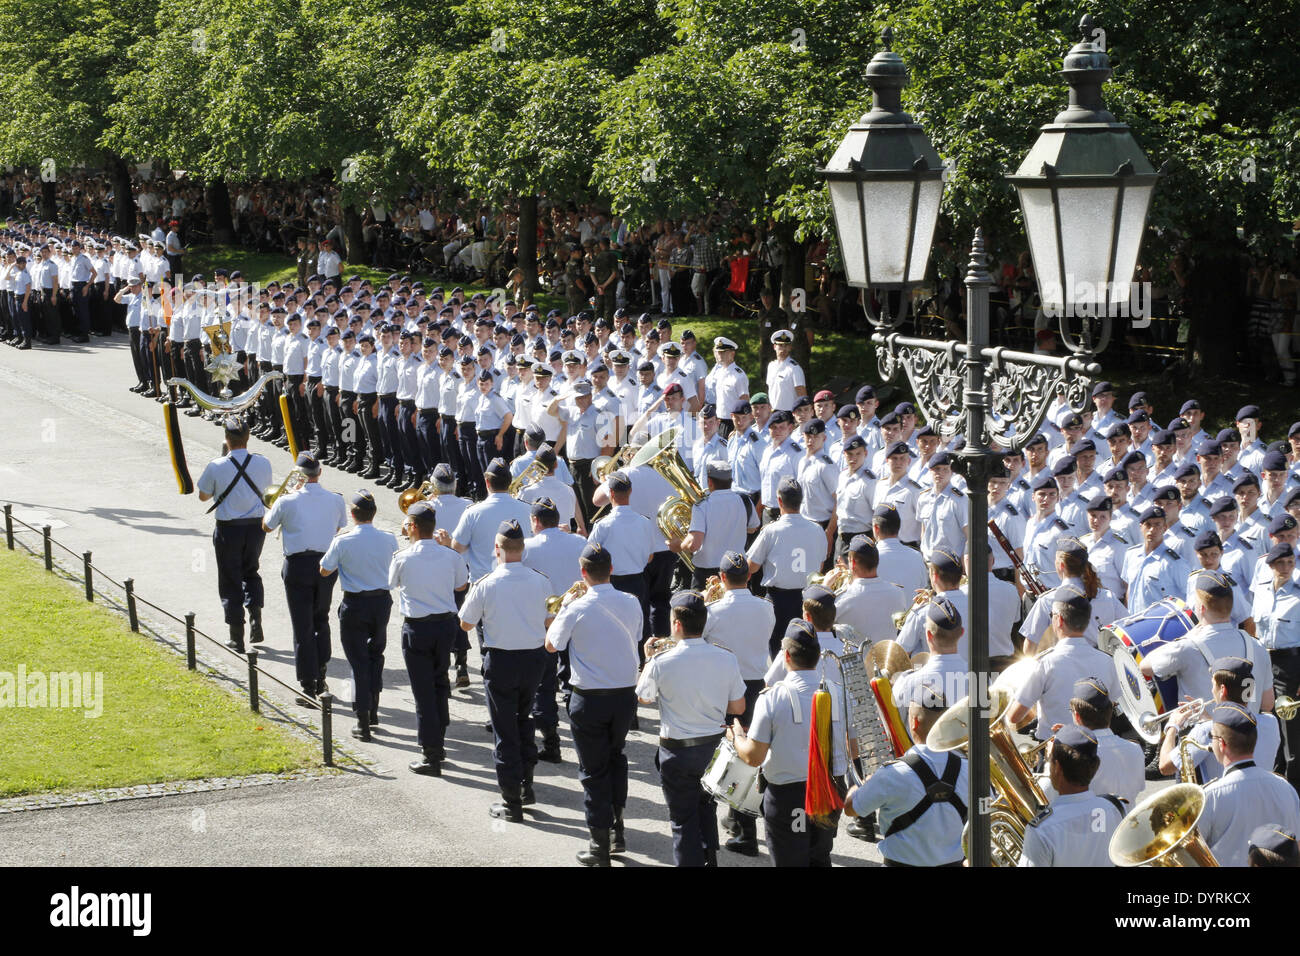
[868,640,911,679]
[909,651,930,670]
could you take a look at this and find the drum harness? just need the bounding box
[884,750,967,837]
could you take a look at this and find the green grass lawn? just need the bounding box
[0,548,317,797]
[186,244,1294,439]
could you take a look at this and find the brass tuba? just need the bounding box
[398,480,441,514]
[627,426,707,572]
[1109,783,1219,867]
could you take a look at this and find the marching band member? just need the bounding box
[637,591,747,867]
[1039,678,1144,808]
[197,416,273,654]
[702,551,774,855]
[1121,505,1189,612]
[747,476,829,657]
[1020,473,1071,590]
[961,541,1021,671]
[587,470,657,647]
[1197,703,1300,866]
[872,440,923,548]
[262,452,348,703]
[893,597,970,712]
[733,619,843,866]
[1017,725,1124,867]
[1019,538,1126,652]
[545,542,643,865]
[318,490,397,742]
[872,503,928,598]
[836,535,909,642]
[1159,657,1283,784]
[389,501,469,775]
[897,548,969,662]
[459,519,555,821]
[518,445,583,534]
[1254,543,1300,793]
[1081,494,1128,598]
[1248,826,1300,867]
[680,461,758,589]
[1006,587,1117,742]
[844,681,969,867]
[1144,570,1271,709]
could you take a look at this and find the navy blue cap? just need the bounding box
[406,500,435,523]
[1173,462,1201,480]
[849,534,877,560]
[497,519,525,540]
[1193,570,1234,599]
[431,463,455,485]
[1266,543,1295,565]
[929,547,961,576]
[1194,530,1223,551]
[580,541,612,571]
[1212,701,1257,734]
[1151,428,1175,446]
[721,550,748,575]
[530,496,559,522]
[783,618,819,648]
[1052,455,1077,476]
[1052,724,1098,758]
[1269,513,1299,535]
[1263,450,1290,472]
[885,439,911,458]
[873,503,901,531]
[349,489,376,510]
[1091,381,1114,397]
[1139,505,1166,523]
[1209,497,1237,517]
[1126,410,1150,425]
[1069,439,1096,455]
[1152,485,1179,502]
[1233,473,1261,492]
[769,409,795,426]
[856,385,876,403]
[1210,656,1253,681]
[777,475,802,500]
[1025,432,1048,448]
[1248,826,1299,862]
[1086,494,1113,513]
[1104,423,1132,440]
[607,470,632,493]
[1120,450,1147,469]
[1052,585,1091,616]
[926,596,961,630]
[1072,677,1109,709]
[1236,405,1261,421]
[671,590,707,614]
[1055,536,1087,560]
[1031,472,1058,492]
[801,417,826,436]
[844,435,867,452]
[837,404,860,420]
[802,584,836,609]
[484,458,510,481]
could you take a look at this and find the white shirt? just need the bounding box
[388,539,470,617]
[836,576,909,644]
[701,588,775,680]
[764,356,805,412]
[450,493,534,581]
[1200,760,1300,867]
[1015,636,1118,740]
[850,744,970,866]
[635,638,745,739]
[875,537,929,597]
[1018,790,1123,867]
[746,513,828,589]
[546,582,642,689]
[458,561,553,649]
[1144,620,1272,711]
[262,482,347,555]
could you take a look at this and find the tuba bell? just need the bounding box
[509,458,548,498]
[398,480,441,514]
[1109,783,1219,867]
[626,427,707,572]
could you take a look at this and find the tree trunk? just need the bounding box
[777,229,811,374]
[517,193,538,301]
[205,177,235,244]
[1187,220,1246,377]
[343,203,365,264]
[40,178,57,221]
[108,154,135,237]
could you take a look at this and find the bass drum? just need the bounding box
[702,739,763,817]
[1099,597,1198,744]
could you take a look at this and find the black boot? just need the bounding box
[577,827,612,867]
[351,713,371,742]
[610,809,627,854]
[249,613,264,645]
[225,624,246,654]
[409,749,441,776]
[455,649,470,688]
[361,461,381,480]
[489,796,523,822]
[537,725,562,763]
[520,770,536,806]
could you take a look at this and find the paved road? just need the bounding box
[0,336,889,867]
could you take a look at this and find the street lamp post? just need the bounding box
[819,15,1157,866]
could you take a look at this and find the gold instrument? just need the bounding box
[1109,783,1219,867]
[1179,734,1215,785]
[867,640,913,681]
[929,676,1050,867]
[627,426,707,572]
[397,480,441,514]
[509,458,548,497]
[591,444,636,483]
[647,636,677,657]
[702,575,725,604]
[892,586,936,631]
[807,565,852,594]
[545,580,589,615]
[1276,696,1300,720]
[1138,698,1210,739]
[263,468,307,508]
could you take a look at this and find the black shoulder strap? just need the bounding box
[1100,793,1126,815]
[206,452,262,514]
[884,751,968,837]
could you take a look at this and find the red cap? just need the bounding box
[814,389,835,403]
[664,383,683,396]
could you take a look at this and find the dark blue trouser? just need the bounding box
[531,649,559,728]
[767,586,803,659]
[483,646,547,794]
[610,571,649,662]
[762,779,835,867]
[656,740,721,867]
[338,591,391,717]
[476,427,500,475]
[212,520,265,627]
[402,613,457,754]
[397,401,421,475]
[72,281,90,335]
[568,688,637,829]
[283,551,336,687]
[416,409,442,475]
[458,420,483,498]
[379,395,402,472]
[440,414,462,486]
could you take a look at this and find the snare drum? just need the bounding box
[701,739,763,817]
[1099,597,1198,743]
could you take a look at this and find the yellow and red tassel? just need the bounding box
[805,687,843,825]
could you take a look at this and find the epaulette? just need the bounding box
[747,431,759,442]
[792,441,804,453]
[1163,546,1181,560]
[863,467,877,480]
[1052,518,1069,531]
[1114,530,1129,545]
[818,454,831,464]
[1027,805,1052,828]
[906,477,923,490]
[719,436,730,448]
[951,487,964,497]
[1003,502,1019,516]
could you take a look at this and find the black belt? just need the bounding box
[884,858,963,868]
[287,549,324,558]
[345,589,389,598]
[399,398,416,407]
[767,585,801,594]
[418,407,438,414]
[659,733,723,750]
[380,392,396,399]
[1270,647,1300,658]
[572,685,636,697]
[406,611,456,622]
[216,517,263,527]
[308,375,322,384]
[479,428,499,438]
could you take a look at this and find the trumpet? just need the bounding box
[545,580,589,615]
[591,443,636,483]
[1276,696,1300,720]
[891,587,935,631]
[1136,698,1211,737]
[647,636,677,657]
[509,458,548,497]
[702,575,725,604]
[807,565,852,594]
[397,480,441,514]
[263,468,307,508]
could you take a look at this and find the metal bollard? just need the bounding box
[125,578,139,631]
[3,503,12,550]
[247,650,260,713]
[42,525,52,570]
[185,612,196,670]
[83,552,93,602]
[320,692,334,767]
